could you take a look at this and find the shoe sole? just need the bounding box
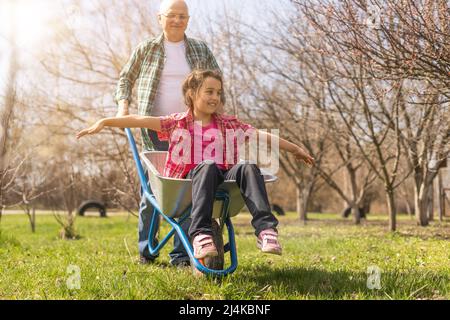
[261,248,282,255]
[257,242,282,256]
[194,250,219,260]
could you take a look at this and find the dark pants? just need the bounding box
[186,161,279,239]
[138,130,191,265]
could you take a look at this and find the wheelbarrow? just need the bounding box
[125,128,277,276]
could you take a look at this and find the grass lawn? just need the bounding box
[0,212,449,300]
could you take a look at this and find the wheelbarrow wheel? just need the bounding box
[191,219,224,276]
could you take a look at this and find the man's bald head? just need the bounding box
[159,0,189,15]
[158,0,190,42]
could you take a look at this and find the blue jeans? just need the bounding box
[138,130,191,265]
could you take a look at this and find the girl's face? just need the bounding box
[192,77,222,115]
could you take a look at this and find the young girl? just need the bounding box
[77,70,314,259]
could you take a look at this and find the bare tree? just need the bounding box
[11,157,58,232]
[0,8,26,224]
[47,162,81,240]
[30,0,161,213]
[294,0,449,97]
[222,5,383,224]
[245,83,328,223]
[294,0,449,229]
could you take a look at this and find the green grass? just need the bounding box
[0,212,449,300]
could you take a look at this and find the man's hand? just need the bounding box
[76,120,105,139]
[293,146,315,168]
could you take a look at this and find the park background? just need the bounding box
[0,0,449,300]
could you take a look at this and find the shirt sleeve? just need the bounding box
[203,42,221,73]
[114,42,146,104]
[157,114,177,141]
[207,49,221,73]
[234,118,255,132]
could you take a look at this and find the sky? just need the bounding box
[0,0,293,51]
[187,0,292,23]
[0,0,293,92]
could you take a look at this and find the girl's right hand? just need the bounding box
[76,120,105,139]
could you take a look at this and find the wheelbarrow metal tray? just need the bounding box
[140,151,277,219]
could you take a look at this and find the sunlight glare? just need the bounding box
[0,0,55,48]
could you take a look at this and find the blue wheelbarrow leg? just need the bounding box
[126,128,166,258]
[145,198,238,277]
[138,176,160,260]
[147,206,191,256]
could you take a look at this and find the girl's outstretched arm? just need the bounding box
[76,115,161,139]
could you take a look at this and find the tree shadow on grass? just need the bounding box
[242,265,449,299]
[243,266,371,299]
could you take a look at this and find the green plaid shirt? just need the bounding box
[115,33,221,150]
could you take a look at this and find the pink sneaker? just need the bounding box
[257,229,282,255]
[192,234,219,259]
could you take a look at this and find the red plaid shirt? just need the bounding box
[159,111,255,178]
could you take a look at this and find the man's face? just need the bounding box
[158,1,190,41]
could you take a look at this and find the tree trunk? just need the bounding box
[31,206,36,233]
[347,164,361,225]
[25,205,36,233]
[405,198,413,220]
[427,182,434,221]
[386,190,396,232]
[438,170,444,222]
[415,183,429,226]
[352,204,361,225]
[297,185,308,224]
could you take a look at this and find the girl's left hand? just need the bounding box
[293,146,315,167]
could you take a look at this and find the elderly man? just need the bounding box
[115,0,221,266]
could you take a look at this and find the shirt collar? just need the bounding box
[156,33,189,47]
[180,110,223,124]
